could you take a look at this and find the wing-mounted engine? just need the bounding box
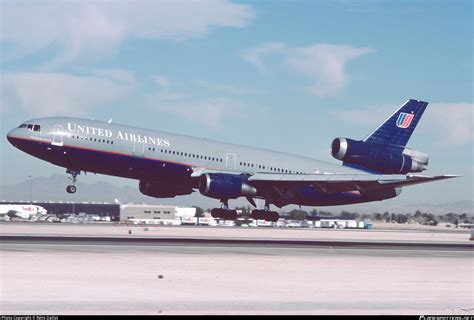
[331,137,428,174]
[139,179,194,198]
[199,173,257,199]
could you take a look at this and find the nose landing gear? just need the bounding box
[66,169,80,194]
[66,185,77,194]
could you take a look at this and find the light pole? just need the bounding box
[28,173,32,204]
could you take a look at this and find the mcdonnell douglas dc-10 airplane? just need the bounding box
[7,99,457,222]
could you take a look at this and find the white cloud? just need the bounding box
[242,42,286,74]
[1,71,136,116]
[92,68,136,84]
[428,103,474,145]
[243,42,374,97]
[146,92,247,129]
[1,1,256,67]
[330,103,395,127]
[194,79,254,95]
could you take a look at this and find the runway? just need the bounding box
[1,229,473,315]
[1,234,473,251]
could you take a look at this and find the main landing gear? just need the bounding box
[251,203,279,222]
[251,209,279,222]
[210,199,280,222]
[211,199,238,220]
[66,169,80,194]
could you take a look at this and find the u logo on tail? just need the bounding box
[396,112,414,129]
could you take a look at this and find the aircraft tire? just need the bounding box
[251,210,263,220]
[211,208,221,218]
[226,210,237,220]
[266,211,279,222]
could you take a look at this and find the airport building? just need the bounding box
[0,201,120,221]
[119,204,196,225]
[0,201,197,224]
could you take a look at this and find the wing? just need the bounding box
[192,167,458,194]
[247,173,459,193]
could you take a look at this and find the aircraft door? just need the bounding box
[225,153,237,170]
[52,125,64,146]
[132,140,145,157]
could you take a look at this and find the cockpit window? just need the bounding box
[19,123,41,132]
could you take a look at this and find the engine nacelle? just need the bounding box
[403,148,429,172]
[361,187,402,202]
[331,137,428,174]
[139,180,193,198]
[199,173,257,199]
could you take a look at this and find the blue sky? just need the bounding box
[1,0,472,205]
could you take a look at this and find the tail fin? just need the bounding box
[363,99,428,148]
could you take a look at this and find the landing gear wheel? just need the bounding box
[251,210,279,222]
[211,208,222,218]
[251,209,264,220]
[211,208,238,220]
[66,185,76,194]
[268,211,279,222]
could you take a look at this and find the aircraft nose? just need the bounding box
[7,129,18,145]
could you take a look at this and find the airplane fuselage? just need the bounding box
[7,117,398,208]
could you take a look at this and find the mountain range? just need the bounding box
[1,174,472,215]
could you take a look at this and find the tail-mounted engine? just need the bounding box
[331,137,428,174]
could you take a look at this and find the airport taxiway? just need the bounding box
[0,224,472,315]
